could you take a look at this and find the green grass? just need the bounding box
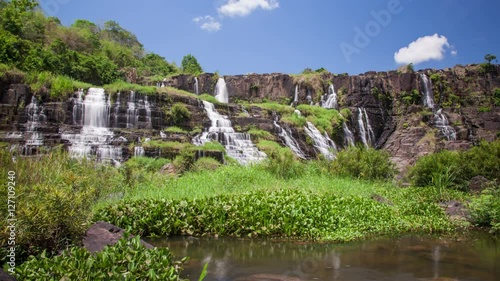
[158,87,198,99]
[104,80,156,95]
[164,126,189,134]
[248,129,274,141]
[198,93,219,104]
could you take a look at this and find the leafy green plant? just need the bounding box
[165,103,192,125]
[95,187,455,242]
[469,187,500,234]
[0,149,125,260]
[16,234,186,280]
[330,146,396,181]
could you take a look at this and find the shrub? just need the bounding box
[469,187,500,234]
[263,144,304,180]
[16,234,186,280]
[192,157,221,172]
[409,150,462,188]
[0,150,125,260]
[124,156,170,173]
[409,140,500,190]
[460,140,500,183]
[166,103,191,125]
[330,146,396,181]
[494,88,500,106]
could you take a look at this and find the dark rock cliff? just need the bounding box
[1,64,499,172]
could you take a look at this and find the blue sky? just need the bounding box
[43,0,499,75]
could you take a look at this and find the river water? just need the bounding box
[146,234,498,281]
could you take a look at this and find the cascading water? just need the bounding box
[62,88,123,163]
[420,74,457,141]
[420,74,435,109]
[126,91,136,128]
[23,96,46,155]
[125,91,152,129]
[194,100,266,165]
[357,108,375,147]
[194,77,199,95]
[434,109,457,141]
[304,121,337,160]
[214,77,229,103]
[72,89,84,125]
[291,85,299,106]
[306,89,313,105]
[322,85,338,109]
[134,146,145,157]
[273,120,307,159]
[342,122,355,147]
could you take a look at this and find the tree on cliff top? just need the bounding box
[484,54,497,64]
[181,54,203,75]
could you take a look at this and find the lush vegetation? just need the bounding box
[409,140,500,232]
[409,140,500,190]
[0,148,124,261]
[16,234,186,280]
[0,0,207,98]
[95,187,455,242]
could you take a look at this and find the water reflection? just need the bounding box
[145,234,498,281]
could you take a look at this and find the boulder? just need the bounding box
[0,268,16,281]
[82,221,153,253]
[468,176,491,194]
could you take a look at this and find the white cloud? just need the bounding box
[193,16,221,32]
[394,34,454,65]
[218,0,279,17]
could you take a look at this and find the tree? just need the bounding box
[484,54,497,64]
[0,0,39,35]
[181,54,203,75]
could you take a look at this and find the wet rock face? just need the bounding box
[0,64,499,171]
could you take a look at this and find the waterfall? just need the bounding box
[273,121,307,159]
[124,91,152,129]
[72,89,84,125]
[134,146,145,157]
[434,109,457,141]
[144,95,152,128]
[126,91,136,128]
[194,77,199,95]
[291,85,299,106]
[306,89,313,105]
[420,74,457,141]
[22,96,45,155]
[113,92,121,127]
[194,100,266,165]
[323,85,338,109]
[357,108,375,147]
[304,121,337,160]
[214,77,229,103]
[342,122,355,147]
[62,88,123,164]
[420,74,435,109]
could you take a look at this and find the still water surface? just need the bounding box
[146,234,498,281]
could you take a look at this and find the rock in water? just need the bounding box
[82,221,153,253]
